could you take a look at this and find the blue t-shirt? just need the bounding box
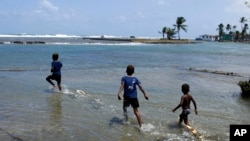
[51,61,62,76]
[121,76,141,98]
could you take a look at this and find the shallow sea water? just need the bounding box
[0,42,250,141]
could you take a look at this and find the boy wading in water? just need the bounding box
[117,65,149,127]
[46,53,63,92]
[172,83,197,126]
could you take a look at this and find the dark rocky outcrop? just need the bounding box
[238,81,250,97]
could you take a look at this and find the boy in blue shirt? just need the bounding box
[46,53,63,92]
[117,65,149,127]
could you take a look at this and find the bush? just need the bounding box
[238,81,250,97]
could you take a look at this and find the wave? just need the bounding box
[0,34,159,39]
[0,34,161,45]
[0,68,46,72]
[0,69,27,72]
[0,33,81,38]
[0,34,127,38]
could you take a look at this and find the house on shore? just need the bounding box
[195,34,218,41]
[220,34,234,41]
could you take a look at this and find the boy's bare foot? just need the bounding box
[51,85,56,90]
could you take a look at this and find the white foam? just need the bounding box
[49,86,60,93]
[76,90,86,95]
[0,34,80,38]
[49,85,86,97]
[141,123,156,132]
[62,88,74,95]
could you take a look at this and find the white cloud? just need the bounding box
[32,0,75,22]
[157,0,169,6]
[244,0,250,8]
[40,0,58,12]
[136,11,146,18]
[116,16,127,22]
[225,0,250,15]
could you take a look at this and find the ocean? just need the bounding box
[0,38,250,141]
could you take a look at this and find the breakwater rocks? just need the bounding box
[189,68,250,97]
[188,67,241,76]
[10,41,46,44]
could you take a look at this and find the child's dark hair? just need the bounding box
[126,65,134,75]
[52,53,59,61]
[182,83,189,94]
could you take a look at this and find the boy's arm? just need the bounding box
[117,83,124,100]
[191,96,198,115]
[50,62,54,72]
[138,84,149,100]
[172,96,183,112]
[172,104,181,112]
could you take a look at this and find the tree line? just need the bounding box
[217,17,249,41]
[160,16,249,41]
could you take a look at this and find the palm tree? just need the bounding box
[162,26,167,39]
[241,23,249,41]
[166,28,176,40]
[226,24,231,34]
[217,23,224,40]
[173,17,187,40]
[235,30,240,41]
[240,17,247,30]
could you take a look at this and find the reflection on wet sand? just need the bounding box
[47,93,62,127]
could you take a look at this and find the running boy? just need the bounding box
[117,65,149,127]
[172,83,197,126]
[46,53,63,92]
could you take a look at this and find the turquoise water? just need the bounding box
[0,42,250,141]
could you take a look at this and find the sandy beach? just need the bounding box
[82,36,200,44]
[131,38,198,44]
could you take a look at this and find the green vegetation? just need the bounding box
[174,17,188,40]
[159,17,187,40]
[217,17,249,41]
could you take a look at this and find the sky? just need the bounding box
[0,0,250,39]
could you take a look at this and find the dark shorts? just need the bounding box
[48,74,61,84]
[180,109,190,119]
[123,97,140,109]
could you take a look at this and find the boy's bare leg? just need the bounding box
[57,81,62,92]
[133,108,142,127]
[179,116,183,124]
[58,85,62,92]
[46,76,55,88]
[123,106,128,121]
[184,118,190,126]
[52,85,56,90]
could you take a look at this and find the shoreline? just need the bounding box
[83,37,200,44]
[0,36,201,44]
[131,38,199,44]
